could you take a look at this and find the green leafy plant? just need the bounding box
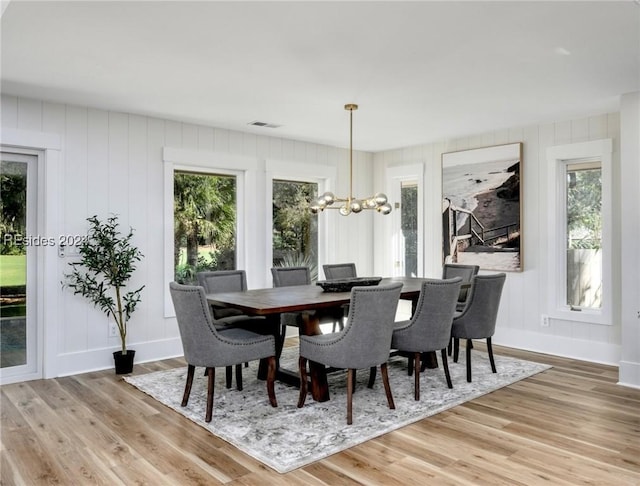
[62,215,144,354]
[275,251,318,281]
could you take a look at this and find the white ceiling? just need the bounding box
[1,1,638,152]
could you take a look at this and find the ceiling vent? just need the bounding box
[248,121,281,129]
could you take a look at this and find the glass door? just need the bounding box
[0,151,38,381]
[386,165,423,278]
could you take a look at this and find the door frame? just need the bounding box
[384,164,424,277]
[0,152,38,380]
[0,128,61,384]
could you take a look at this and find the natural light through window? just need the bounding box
[565,161,602,310]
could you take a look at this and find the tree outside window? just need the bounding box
[272,179,318,280]
[566,162,602,309]
[173,171,236,284]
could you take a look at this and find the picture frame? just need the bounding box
[442,142,523,272]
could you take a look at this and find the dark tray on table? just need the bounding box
[316,276,383,292]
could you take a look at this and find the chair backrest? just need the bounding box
[454,273,506,339]
[169,281,219,366]
[323,263,357,280]
[271,266,311,287]
[442,263,479,301]
[338,283,403,369]
[197,270,247,293]
[407,277,462,350]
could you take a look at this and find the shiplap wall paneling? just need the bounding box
[63,106,91,354]
[146,118,169,341]
[86,108,110,350]
[374,112,621,364]
[127,114,150,347]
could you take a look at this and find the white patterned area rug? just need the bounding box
[125,347,550,473]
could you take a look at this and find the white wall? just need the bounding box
[374,113,624,367]
[0,94,375,378]
[619,92,640,388]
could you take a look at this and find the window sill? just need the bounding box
[549,307,612,326]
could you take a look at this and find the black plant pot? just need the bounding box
[113,350,135,374]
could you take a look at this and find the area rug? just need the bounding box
[125,347,550,473]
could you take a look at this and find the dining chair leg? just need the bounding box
[367,366,376,388]
[235,363,243,391]
[266,356,278,407]
[466,339,472,383]
[297,356,308,408]
[453,337,460,363]
[347,369,355,425]
[414,352,421,401]
[182,364,195,407]
[447,336,453,356]
[487,337,497,373]
[407,355,413,376]
[205,367,215,423]
[380,363,396,410]
[441,349,453,389]
[225,366,232,389]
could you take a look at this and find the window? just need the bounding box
[173,170,237,284]
[384,164,424,278]
[401,181,418,277]
[547,139,612,324]
[272,179,319,279]
[565,161,602,310]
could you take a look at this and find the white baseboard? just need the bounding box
[618,360,640,389]
[493,327,621,366]
[52,337,184,378]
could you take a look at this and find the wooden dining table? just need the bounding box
[206,276,431,402]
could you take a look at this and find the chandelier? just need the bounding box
[310,104,392,216]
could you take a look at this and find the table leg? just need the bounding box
[300,313,330,402]
[258,314,284,380]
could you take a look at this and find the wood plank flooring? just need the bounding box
[2,341,639,485]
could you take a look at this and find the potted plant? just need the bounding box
[63,215,144,374]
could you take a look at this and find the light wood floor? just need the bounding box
[2,341,639,485]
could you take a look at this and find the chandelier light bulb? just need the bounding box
[350,199,363,213]
[378,203,392,215]
[322,192,335,204]
[374,193,388,205]
[364,198,378,209]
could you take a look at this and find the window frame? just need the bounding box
[383,164,424,278]
[546,139,612,325]
[163,148,256,317]
[265,159,336,280]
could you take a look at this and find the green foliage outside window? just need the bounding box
[174,172,236,284]
[272,180,318,278]
[567,168,602,250]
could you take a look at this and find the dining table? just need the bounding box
[206,276,440,402]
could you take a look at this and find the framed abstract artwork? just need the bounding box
[442,142,523,272]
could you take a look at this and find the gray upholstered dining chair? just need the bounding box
[297,282,403,425]
[451,273,506,382]
[169,281,278,422]
[391,277,462,400]
[197,270,249,324]
[322,263,357,331]
[323,263,357,280]
[271,266,343,334]
[271,266,311,336]
[442,263,479,311]
[443,263,479,356]
[197,269,264,389]
[271,266,311,287]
